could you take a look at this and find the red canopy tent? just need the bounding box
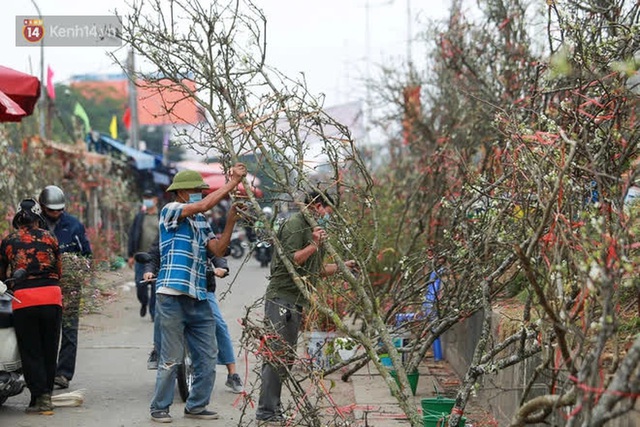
[0,90,27,122]
[176,160,263,197]
[0,66,41,122]
[202,173,263,198]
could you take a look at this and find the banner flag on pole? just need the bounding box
[46,66,55,100]
[73,102,91,134]
[109,115,118,139]
[122,106,131,130]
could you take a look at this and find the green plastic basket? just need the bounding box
[422,414,466,427]
[389,370,419,396]
[421,396,456,416]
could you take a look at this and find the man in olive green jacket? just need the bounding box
[256,191,356,425]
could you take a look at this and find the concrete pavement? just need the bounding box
[338,355,466,427]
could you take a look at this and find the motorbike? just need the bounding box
[0,269,28,406]
[134,252,193,402]
[254,240,273,268]
[228,228,248,260]
[176,352,193,403]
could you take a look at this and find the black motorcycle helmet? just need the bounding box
[12,198,46,229]
[38,185,66,211]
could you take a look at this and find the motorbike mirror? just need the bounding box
[134,252,152,264]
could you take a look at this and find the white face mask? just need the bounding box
[143,199,155,209]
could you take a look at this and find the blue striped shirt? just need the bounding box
[156,202,215,300]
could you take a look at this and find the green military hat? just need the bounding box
[166,170,210,191]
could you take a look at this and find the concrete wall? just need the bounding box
[441,310,639,426]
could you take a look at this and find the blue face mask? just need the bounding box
[317,213,331,228]
[143,199,155,209]
[188,193,203,203]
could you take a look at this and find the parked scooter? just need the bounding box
[0,269,28,406]
[231,201,277,267]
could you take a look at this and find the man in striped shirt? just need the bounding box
[149,164,246,424]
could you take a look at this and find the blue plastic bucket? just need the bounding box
[380,354,393,367]
[433,337,442,361]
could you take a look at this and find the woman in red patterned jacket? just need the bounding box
[0,198,62,415]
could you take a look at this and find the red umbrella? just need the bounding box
[0,89,27,122]
[0,65,41,122]
[202,174,263,198]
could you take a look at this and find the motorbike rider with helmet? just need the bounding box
[0,199,62,414]
[38,185,92,390]
[253,207,274,267]
[208,205,227,236]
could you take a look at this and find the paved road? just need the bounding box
[0,256,271,427]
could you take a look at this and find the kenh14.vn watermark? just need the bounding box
[16,15,122,47]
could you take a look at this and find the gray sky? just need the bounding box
[3,0,449,108]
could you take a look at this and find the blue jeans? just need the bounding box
[57,306,78,380]
[152,293,234,366]
[207,292,235,365]
[150,294,217,414]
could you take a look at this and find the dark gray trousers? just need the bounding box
[256,297,303,420]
